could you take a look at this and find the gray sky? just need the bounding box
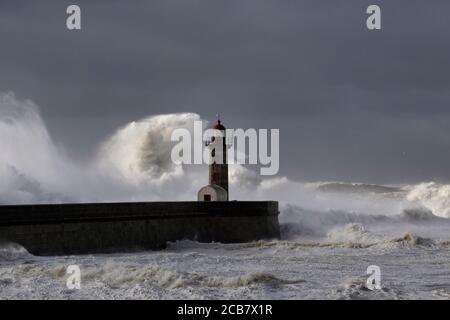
[1,0,450,183]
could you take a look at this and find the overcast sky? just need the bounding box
[1,0,450,183]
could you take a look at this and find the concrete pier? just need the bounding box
[0,201,280,255]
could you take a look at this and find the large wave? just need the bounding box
[406,182,450,219]
[0,92,207,203]
[0,92,77,203]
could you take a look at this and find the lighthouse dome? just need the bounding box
[213,119,226,130]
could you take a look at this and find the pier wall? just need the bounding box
[0,201,280,255]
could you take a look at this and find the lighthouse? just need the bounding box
[197,116,229,201]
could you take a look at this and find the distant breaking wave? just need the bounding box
[0,242,31,261]
[313,181,450,219]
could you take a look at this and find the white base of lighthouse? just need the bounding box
[198,184,228,202]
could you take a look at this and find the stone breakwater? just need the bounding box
[0,201,280,255]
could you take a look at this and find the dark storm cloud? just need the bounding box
[1,0,450,182]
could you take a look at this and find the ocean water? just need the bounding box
[1,182,450,300]
[1,92,450,299]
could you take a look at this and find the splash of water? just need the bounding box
[406,182,450,218]
[0,92,76,203]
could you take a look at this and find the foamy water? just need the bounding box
[1,92,450,300]
[1,224,450,299]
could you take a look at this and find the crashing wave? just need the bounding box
[326,223,378,243]
[401,208,436,221]
[97,113,200,184]
[406,182,450,218]
[45,263,303,289]
[390,233,436,247]
[0,242,32,261]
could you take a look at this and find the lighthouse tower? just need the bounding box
[208,117,229,197]
[197,115,229,202]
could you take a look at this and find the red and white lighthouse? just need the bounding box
[198,115,229,202]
